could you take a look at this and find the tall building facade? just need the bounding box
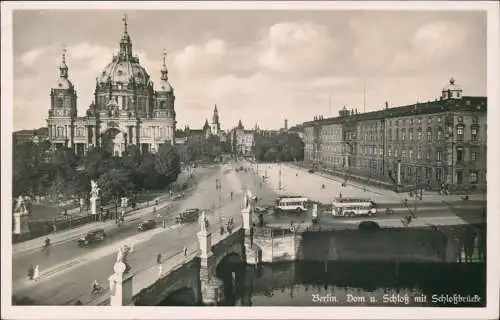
[46,15,176,156]
[303,79,487,191]
[230,120,255,156]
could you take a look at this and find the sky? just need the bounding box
[11,8,486,131]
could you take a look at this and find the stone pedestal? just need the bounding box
[108,262,135,306]
[90,196,100,216]
[13,211,30,235]
[241,206,252,231]
[197,230,213,259]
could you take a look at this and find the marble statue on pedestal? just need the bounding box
[199,211,209,232]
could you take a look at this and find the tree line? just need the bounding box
[254,132,304,162]
[13,140,181,208]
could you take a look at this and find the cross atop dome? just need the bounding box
[449,77,455,85]
[119,14,133,59]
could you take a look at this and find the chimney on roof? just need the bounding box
[355,108,358,114]
[385,101,388,109]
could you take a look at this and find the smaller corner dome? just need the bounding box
[442,78,462,92]
[54,77,74,90]
[158,80,173,93]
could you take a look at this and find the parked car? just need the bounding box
[77,228,106,247]
[308,169,315,174]
[176,208,200,224]
[138,219,157,231]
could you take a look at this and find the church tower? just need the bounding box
[47,48,77,148]
[210,104,220,135]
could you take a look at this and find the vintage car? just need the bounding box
[77,228,106,247]
[175,208,200,224]
[137,219,157,231]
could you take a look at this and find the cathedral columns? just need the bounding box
[128,126,133,144]
[93,126,98,146]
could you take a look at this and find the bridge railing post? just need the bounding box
[108,261,135,306]
[197,230,213,261]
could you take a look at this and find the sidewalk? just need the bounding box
[13,196,174,256]
[296,164,485,204]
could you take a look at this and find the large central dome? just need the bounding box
[98,56,150,85]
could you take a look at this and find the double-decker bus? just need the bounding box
[331,197,377,217]
[275,195,309,213]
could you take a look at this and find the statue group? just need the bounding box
[14,195,30,215]
[243,189,254,209]
[199,210,209,232]
[90,180,100,199]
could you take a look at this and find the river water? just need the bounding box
[230,260,486,307]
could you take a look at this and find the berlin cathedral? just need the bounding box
[46,15,176,156]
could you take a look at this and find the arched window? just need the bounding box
[426,127,432,141]
[57,126,64,137]
[437,127,443,140]
[408,128,413,140]
[401,128,406,141]
[456,124,464,141]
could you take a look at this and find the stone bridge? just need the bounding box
[101,200,260,306]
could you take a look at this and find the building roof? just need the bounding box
[303,96,487,127]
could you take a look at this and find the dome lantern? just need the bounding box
[441,77,463,100]
[59,47,68,78]
[158,49,173,93]
[119,13,133,60]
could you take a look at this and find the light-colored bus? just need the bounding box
[275,196,309,212]
[331,197,377,217]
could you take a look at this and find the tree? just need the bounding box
[98,168,134,211]
[155,142,181,188]
[254,132,304,162]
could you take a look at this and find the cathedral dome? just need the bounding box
[55,77,74,90]
[98,57,151,86]
[158,79,173,92]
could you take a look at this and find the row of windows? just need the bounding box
[140,127,172,138]
[316,147,479,163]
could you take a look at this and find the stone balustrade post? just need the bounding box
[108,261,135,306]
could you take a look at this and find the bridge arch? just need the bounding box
[159,287,198,306]
[215,252,246,306]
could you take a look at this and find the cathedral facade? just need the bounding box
[46,16,176,157]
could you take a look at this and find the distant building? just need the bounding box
[13,128,49,145]
[303,78,487,191]
[182,104,227,144]
[230,120,255,156]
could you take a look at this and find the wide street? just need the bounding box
[12,160,486,305]
[12,168,199,281]
[12,162,250,305]
[237,160,486,228]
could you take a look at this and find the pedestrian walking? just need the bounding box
[33,265,40,282]
[156,252,162,265]
[184,247,188,257]
[27,265,34,280]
